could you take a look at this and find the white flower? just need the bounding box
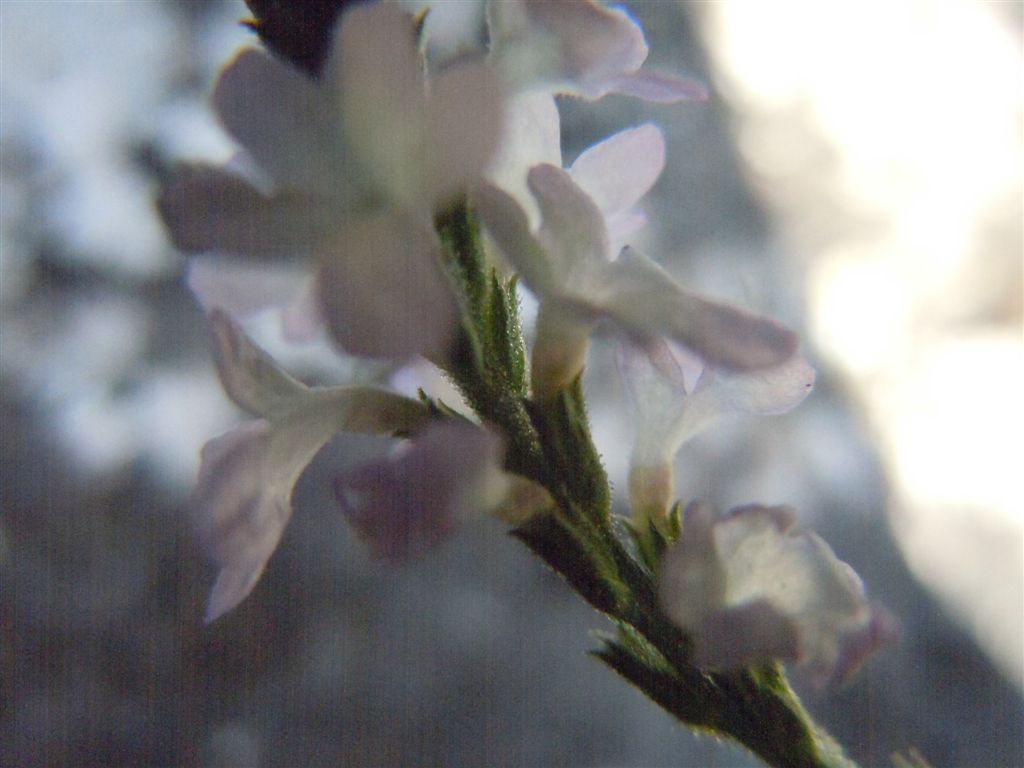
[489,118,666,254]
[334,421,508,562]
[659,501,896,685]
[194,311,546,621]
[483,0,704,225]
[487,0,708,102]
[193,310,432,621]
[475,160,797,399]
[159,3,505,359]
[621,339,815,522]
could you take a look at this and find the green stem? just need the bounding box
[435,199,858,768]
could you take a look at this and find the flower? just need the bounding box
[483,0,704,226]
[193,310,432,622]
[621,339,816,523]
[477,4,794,402]
[334,421,507,562]
[159,3,504,359]
[194,311,547,621]
[487,0,708,102]
[475,161,797,399]
[659,501,896,685]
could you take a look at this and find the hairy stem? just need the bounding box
[436,199,857,768]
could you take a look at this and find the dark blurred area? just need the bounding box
[2,2,1021,766]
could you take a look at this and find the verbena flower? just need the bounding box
[475,161,797,399]
[659,501,896,685]
[334,421,508,562]
[194,311,524,622]
[487,0,708,102]
[484,0,704,226]
[621,339,816,524]
[160,3,504,359]
[193,310,430,621]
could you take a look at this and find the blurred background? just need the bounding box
[1,1,1020,766]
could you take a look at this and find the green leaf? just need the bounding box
[606,620,675,675]
[488,272,528,397]
[436,195,487,312]
[524,375,610,524]
[512,512,621,616]
[595,642,856,768]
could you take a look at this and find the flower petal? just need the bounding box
[317,212,460,359]
[334,3,427,204]
[158,164,328,259]
[194,415,333,622]
[210,309,432,429]
[568,123,665,222]
[424,60,505,204]
[606,69,709,103]
[187,257,316,334]
[659,502,889,677]
[600,249,798,370]
[528,164,610,281]
[335,5,505,207]
[212,48,341,191]
[194,421,284,622]
[491,0,647,98]
[695,600,801,669]
[489,1,706,103]
[473,181,555,294]
[209,309,311,418]
[485,91,561,227]
[527,1,647,89]
[335,422,504,561]
[701,354,817,417]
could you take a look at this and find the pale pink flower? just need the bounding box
[621,339,815,522]
[160,4,504,359]
[475,162,796,399]
[335,421,507,562]
[483,0,702,224]
[194,312,541,621]
[487,0,708,102]
[193,310,431,621]
[659,501,896,684]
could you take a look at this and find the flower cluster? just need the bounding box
[161,0,891,700]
